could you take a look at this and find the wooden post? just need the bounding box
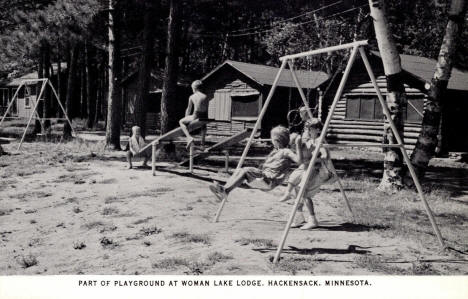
[48,80,76,136]
[288,59,353,221]
[152,143,156,176]
[0,82,23,128]
[273,46,360,264]
[189,143,194,173]
[17,81,47,150]
[359,47,446,249]
[224,150,229,173]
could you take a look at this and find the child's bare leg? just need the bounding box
[126,151,133,169]
[224,169,248,193]
[301,197,318,230]
[142,153,149,167]
[291,200,306,228]
[279,183,295,202]
[179,116,196,147]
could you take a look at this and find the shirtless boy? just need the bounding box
[179,80,208,148]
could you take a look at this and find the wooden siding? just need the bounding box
[326,75,426,151]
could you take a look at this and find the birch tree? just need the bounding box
[408,0,468,181]
[368,0,406,191]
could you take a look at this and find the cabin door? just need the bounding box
[209,90,231,121]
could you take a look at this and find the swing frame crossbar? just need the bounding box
[0,78,75,150]
[212,40,446,264]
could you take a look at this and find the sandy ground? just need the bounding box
[1,141,468,275]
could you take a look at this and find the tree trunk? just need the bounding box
[135,0,159,138]
[34,44,44,134]
[57,45,62,118]
[407,0,468,183]
[63,45,80,139]
[369,0,406,192]
[85,42,96,129]
[160,0,181,134]
[105,0,122,150]
[43,42,51,131]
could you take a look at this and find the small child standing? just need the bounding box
[209,126,299,200]
[126,126,150,169]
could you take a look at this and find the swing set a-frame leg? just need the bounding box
[272,46,361,264]
[212,59,288,223]
[287,59,354,221]
[17,81,47,151]
[358,47,445,249]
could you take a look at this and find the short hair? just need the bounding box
[308,118,323,131]
[131,126,141,135]
[270,125,290,148]
[191,80,203,90]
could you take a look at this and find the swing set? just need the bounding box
[0,78,75,151]
[212,40,446,264]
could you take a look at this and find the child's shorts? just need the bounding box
[127,148,151,158]
[243,167,279,190]
[290,160,337,197]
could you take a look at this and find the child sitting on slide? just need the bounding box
[126,126,150,169]
[209,125,300,200]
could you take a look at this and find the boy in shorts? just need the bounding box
[179,80,208,148]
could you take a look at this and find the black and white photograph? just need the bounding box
[0,0,467,297]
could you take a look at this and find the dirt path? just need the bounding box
[1,142,467,275]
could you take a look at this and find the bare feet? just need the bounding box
[209,182,227,202]
[279,193,291,202]
[300,217,319,230]
[127,164,133,169]
[291,212,306,228]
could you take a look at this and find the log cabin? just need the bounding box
[322,51,468,152]
[201,60,329,137]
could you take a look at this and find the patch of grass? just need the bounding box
[73,241,86,250]
[236,238,275,247]
[354,256,408,275]
[100,237,119,249]
[16,254,38,268]
[152,257,189,270]
[102,207,119,216]
[170,232,211,245]
[139,226,162,236]
[133,217,153,225]
[206,252,233,264]
[0,209,13,216]
[104,196,121,204]
[130,187,174,198]
[83,221,105,230]
[99,178,118,184]
[273,256,316,275]
[412,262,440,275]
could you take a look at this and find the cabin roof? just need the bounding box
[2,63,67,87]
[120,69,193,86]
[202,60,329,89]
[371,51,468,91]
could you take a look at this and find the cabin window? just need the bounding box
[406,98,424,123]
[231,94,260,119]
[24,97,31,108]
[0,88,8,107]
[346,96,384,120]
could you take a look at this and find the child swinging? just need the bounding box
[209,125,300,199]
